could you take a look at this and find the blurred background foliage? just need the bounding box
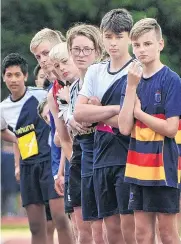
[1,0,181,99]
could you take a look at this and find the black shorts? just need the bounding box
[64,181,74,214]
[93,166,133,218]
[44,201,52,221]
[20,160,59,207]
[68,163,81,208]
[129,184,180,213]
[81,175,99,221]
[70,137,82,164]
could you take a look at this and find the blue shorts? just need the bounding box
[129,184,180,213]
[77,133,94,177]
[68,163,81,208]
[93,166,133,218]
[64,181,74,214]
[81,175,99,221]
[20,160,59,207]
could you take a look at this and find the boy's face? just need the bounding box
[102,31,130,59]
[132,30,164,65]
[41,103,50,125]
[33,41,55,74]
[35,68,46,88]
[53,56,79,83]
[71,35,97,71]
[3,65,27,94]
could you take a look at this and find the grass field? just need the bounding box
[1,227,31,244]
[1,218,58,244]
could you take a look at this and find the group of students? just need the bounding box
[1,8,181,244]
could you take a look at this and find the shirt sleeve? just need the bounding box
[34,89,48,103]
[79,65,95,98]
[164,74,181,119]
[0,104,8,130]
[119,80,127,109]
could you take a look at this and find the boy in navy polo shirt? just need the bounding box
[119,18,181,244]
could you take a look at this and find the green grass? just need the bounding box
[1,225,29,231]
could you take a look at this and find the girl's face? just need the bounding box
[70,35,98,71]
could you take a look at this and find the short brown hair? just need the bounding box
[30,28,65,53]
[130,18,162,41]
[100,8,133,34]
[66,23,104,61]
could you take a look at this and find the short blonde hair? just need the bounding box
[130,18,162,41]
[66,24,104,61]
[30,28,65,53]
[49,42,69,63]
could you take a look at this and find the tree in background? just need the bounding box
[2,0,181,99]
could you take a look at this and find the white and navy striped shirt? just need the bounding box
[67,78,81,122]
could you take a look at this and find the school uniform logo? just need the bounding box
[129,192,134,202]
[155,90,161,103]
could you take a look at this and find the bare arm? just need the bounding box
[103,115,119,128]
[118,61,142,135]
[1,129,17,143]
[57,151,66,177]
[118,85,137,135]
[47,89,72,161]
[134,98,179,138]
[138,114,179,138]
[87,96,119,128]
[74,95,119,123]
[13,143,20,181]
[54,150,66,196]
[54,130,61,147]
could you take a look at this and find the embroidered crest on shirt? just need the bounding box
[155,90,161,103]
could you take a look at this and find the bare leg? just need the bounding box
[156,219,163,244]
[49,198,73,244]
[102,221,109,244]
[25,204,47,244]
[121,214,137,244]
[47,220,55,244]
[74,206,93,244]
[134,211,156,244]
[91,219,105,244]
[158,213,180,244]
[70,212,78,243]
[177,198,181,236]
[104,214,125,244]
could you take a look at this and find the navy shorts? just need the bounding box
[129,184,180,213]
[81,175,99,221]
[93,166,133,218]
[68,163,81,208]
[20,160,59,207]
[45,201,52,221]
[64,181,74,214]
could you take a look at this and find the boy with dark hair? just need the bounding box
[0,53,72,244]
[75,9,136,244]
[118,18,181,244]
